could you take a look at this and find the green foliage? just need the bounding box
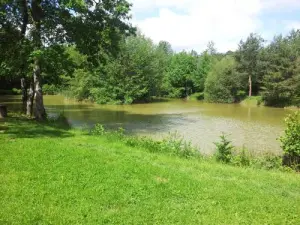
[280,112,300,169]
[69,69,96,101]
[166,51,197,98]
[91,123,106,136]
[190,92,204,101]
[204,56,244,103]
[235,33,264,96]
[261,31,300,107]
[11,88,21,95]
[280,112,300,155]
[232,147,251,167]
[251,154,283,170]
[43,84,60,95]
[241,96,263,106]
[214,134,234,163]
[91,124,200,158]
[193,50,216,92]
[68,34,168,104]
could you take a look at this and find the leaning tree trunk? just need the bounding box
[248,75,252,97]
[21,78,27,114]
[33,57,46,120]
[31,0,46,120]
[26,79,34,117]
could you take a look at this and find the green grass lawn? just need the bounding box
[1,116,300,224]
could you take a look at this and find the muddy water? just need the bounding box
[1,95,290,154]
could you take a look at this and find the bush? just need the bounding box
[91,123,106,136]
[280,111,300,170]
[204,56,244,103]
[232,147,250,167]
[251,154,282,170]
[236,90,247,102]
[161,132,199,158]
[12,88,22,95]
[214,134,234,163]
[43,84,59,95]
[190,92,204,101]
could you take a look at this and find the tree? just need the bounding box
[204,56,244,103]
[166,51,197,98]
[261,31,300,107]
[156,40,173,96]
[69,34,164,104]
[235,33,264,97]
[2,0,134,119]
[158,41,173,56]
[0,0,32,113]
[193,50,216,92]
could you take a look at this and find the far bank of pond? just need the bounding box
[0,95,291,154]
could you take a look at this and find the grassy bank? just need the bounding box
[1,116,300,224]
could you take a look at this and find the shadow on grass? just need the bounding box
[0,115,74,138]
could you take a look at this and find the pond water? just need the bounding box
[0,95,291,154]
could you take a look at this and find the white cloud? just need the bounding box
[262,0,300,11]
[129,0,300,52]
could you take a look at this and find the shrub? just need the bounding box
[204,56,244,103]
[43,84,59,95]
[280,111,300,170]
[214,134,234,163]
[12,88,22,95]
[91,123,106,136]
[161,132,199,158]
[251,154,282,170]
[236,90,247,102]
[90,125,200,159]
[190,92,204,101]
[232,147,250,167]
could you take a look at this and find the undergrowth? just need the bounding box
[90,123,295,172]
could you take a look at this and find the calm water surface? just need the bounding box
[1,95,290,154]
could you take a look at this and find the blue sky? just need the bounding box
[129,0,300,52]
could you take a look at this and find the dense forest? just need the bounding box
[1,0,300,120]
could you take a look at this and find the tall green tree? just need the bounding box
[166,51,197,98]
[235,33,264,97]
[69,34,164,104]
[261,31,300,107]
[2,0,133,119]
[193,49,216,92]
[204,56,244,103]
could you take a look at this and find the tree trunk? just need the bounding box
[0,105,7,118]
[19,0,29,112]
[21,78,27,114]
[248,75,252,97]
[31,0,46,120]
[26,80,34,117]
[33,58,46,120]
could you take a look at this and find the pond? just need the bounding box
[0,95,290,155]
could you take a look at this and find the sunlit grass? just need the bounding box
[0,116,300,224]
